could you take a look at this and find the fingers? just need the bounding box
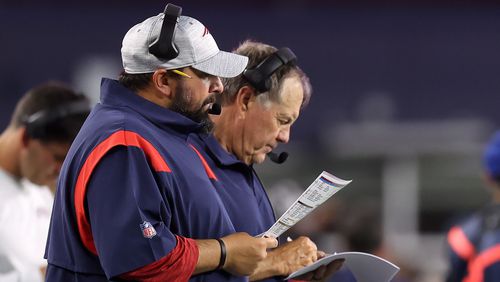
[221,232,277,276]
[263,237,279,249]
[313,260,344,282]
[296,259,345,282]
[296,237,318,263]
[314,265,327,279]
[311,250,318,262]
[324,258,345,276]
[295,271,315,281]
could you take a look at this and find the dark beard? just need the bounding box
[169,84,214,134]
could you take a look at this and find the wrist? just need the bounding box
[269,249,288,276]
[250,250,282,281]
[216,238,227,270]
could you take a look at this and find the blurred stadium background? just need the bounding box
[1,1,500,281]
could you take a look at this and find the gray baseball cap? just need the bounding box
[121,14,248,78]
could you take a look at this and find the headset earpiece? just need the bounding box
[23,100,91,140]
[149,3,182,61]
[242,47,297,93]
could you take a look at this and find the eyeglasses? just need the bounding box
[171,69,192,79]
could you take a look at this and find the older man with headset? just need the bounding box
[188,40,343,282]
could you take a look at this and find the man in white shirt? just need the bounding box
[0,83,90,281]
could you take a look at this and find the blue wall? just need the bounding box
[1,2,499,142]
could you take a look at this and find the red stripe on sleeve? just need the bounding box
[189,144,218,180]
[465,244,500,282]
[74,130,171,254]
[120,235,199,282]
[447,226,476,260]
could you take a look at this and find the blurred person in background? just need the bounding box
[445,131,500,282]
[188,40,343,281]
[327,199,414,282]
[0,82,90,282]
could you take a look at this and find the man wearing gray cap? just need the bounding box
[44,4,277,282]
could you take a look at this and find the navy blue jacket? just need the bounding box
[446,204,500,282]
[45,79,244,282]
[188,133,281,281]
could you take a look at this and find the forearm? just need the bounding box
[193,239,221,275]
[194,232,278,277]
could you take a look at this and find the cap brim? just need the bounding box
[192,51,248,78]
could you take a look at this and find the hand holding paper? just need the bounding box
[261,171,399,281]
[249,236,320,281]
[259,172,399,281]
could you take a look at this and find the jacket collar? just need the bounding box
[100,78,204,133]
[193,133,250,168]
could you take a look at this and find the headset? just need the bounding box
[148,3,222,115]
[242,47,297,93]
[23,100,91,140]
[242,48,297,164]
[149,3,182,61]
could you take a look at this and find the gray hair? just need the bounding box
[220,40,312,108]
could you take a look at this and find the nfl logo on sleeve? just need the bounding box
[140,221,157,239]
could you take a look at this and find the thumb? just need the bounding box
[263,237,278,249]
